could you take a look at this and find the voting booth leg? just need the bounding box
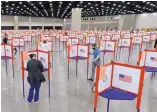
[68,63,70,79]
[52,56,53,68]
[94,108,96,112]
[107,99,110,112]
[76,60,78,76]
[12,64,15,78]
[119,48,121,61]
[151,72,153,80]
[103,52,105,64]
[5,60,8,75]
[49,79,50,98]
[128,52,131,64]
[22,78,25,98]
[87,63,89,79]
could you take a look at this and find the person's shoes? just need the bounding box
[34,100,39,103]
[27,100,31,104]
[88,78,93,81]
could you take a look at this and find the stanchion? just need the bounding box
[12,64,15,78]
[5,59,8,75]
[22,78,25,98]
[107,99,110,112]
[49,79,50,98]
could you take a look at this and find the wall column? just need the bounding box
[53,18,55,29]
[14,16,18,30]
[29,16,31,30]
[42,17,44,30]
[72,8,82,30]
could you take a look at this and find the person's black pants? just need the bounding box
[13,47,17,55]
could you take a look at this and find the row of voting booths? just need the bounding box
[1,30,157,112]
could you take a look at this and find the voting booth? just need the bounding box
[24,34,32,42]
[117,38,132,62]
[132,36,143,52]
[21,50,51,98]
[40,36,52,41]
[67,44,90,79]
[94,62,145,112]
[1,44,15,77]
[138,50,157,79]
[85,36,96,44]
[101,35,111,41]
[11,38,25,47]
[142,35,151,49]
[100,40,116,63]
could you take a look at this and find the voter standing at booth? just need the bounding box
[88,44,100,81]
[27,54,45,104]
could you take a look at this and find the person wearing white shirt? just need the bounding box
[39,40,51,52]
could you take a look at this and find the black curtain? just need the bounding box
[1,26,14,30]
[31,26,42,29]
[18,26,29,30]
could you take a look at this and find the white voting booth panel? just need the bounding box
[78,45,88,58]
[102,36,111,41]
[123,34,131,38]
[100,41,115,51]
[67,39,79,46]
[41,36,51,41]
[69,34,76,38]
[98,65,112,92]
[142,35,150,42]
[78,35,83,40]
[13,39,20,46]
[112,34,120,40]
[69,45,77,57]
[24,35,32,41]
[112,65,141,94]
[1,45,5,56]
[86,37,96,44]
[118,39,131,47]
[19,39,24,46]
[23,51,49,69]
[5,45,12,57]
[150,35,157,41]
[132,37,142,44]
[60,36,68,42]
[38,52,49,69]
[145,51,157,68]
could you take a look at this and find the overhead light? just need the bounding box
[19,2,22,4]
[24,5,26,7]
[17,6,19,8]
[113,4,116,6]
[118,5,121,7]
[127,2,130,4]
[101,5,104,7]
[88,2,91,5]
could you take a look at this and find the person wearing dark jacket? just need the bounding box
[2,33,17,57]
[27,54,44,104]
[154,39,157,49]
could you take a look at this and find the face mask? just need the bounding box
[92,48,95,50]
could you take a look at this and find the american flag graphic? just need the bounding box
[40,57,46,62]
[107,44,112,47]
[124,41,128,44]
[150,57,157,62]
[80,49,85,53]
[119,74,132,83]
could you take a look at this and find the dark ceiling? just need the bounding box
[1,1,157,18]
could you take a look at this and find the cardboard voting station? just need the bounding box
[1,44,15,77]
[66,38,79,46]
[94,62,145,112]
[101,36,111,41]
[11,38,25,47]
[112,34,120,41]
[21,50,51,98]
[132,36,143,52]
[138,49,157,70]
[67,44,90,79]
[100,40,116,63]
[85,36,96,44]
[40,36,52,41]
[24,35,32,42]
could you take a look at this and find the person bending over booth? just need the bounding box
[27,54,45,104]
[40,40,51,52]
[88,44,100,81]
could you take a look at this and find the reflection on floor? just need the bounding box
[1,36,157,112]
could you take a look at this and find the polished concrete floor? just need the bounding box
[1,36,157,112]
